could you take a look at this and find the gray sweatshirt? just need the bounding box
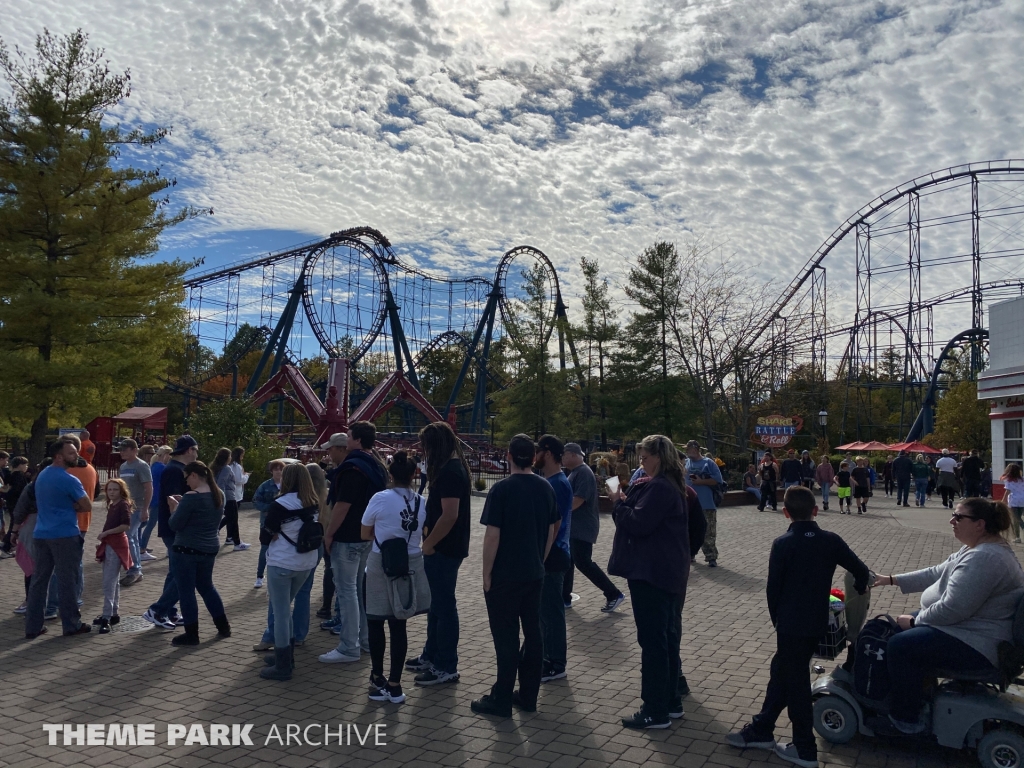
[897,541,1024,665]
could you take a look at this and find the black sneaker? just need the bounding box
[405,654,431,672]
[109,614,120,626]
[512,690,537,712]
[669,698,684,719]
[414,668,459,686]
[601,593,626,613]
[63,623,91,636]
[622,709,670,729]
[97,617,111,634]
[540,666,567,682]
[726,725,777,750]
[471,695,512,717]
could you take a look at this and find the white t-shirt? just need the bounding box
[361,488,424,556]
[1004,479,1024,508]
[266,492,320,572]
[936,456,957,473]
[230,462,249,502]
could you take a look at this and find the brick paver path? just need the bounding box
[0,491,1011,767]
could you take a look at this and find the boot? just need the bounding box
[171,623,200,646]
[266,640,294,666]
[260,645,293,680]
[213,614,231,638]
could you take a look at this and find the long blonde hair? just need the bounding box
[279,464,320,508]
[105,477,133,510]
[639,435,687,495]
[305,463,330,516]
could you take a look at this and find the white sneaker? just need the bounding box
[254,578,264,588]
[233,542,251,551]
[774,743,818,768]
[140,552,158,561]
[14,602,27,614]
[319,649,360,664]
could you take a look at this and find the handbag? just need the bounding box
[375,491,420,578]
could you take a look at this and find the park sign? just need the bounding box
[753,415,804,447]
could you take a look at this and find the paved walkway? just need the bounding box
[0,492,1015,768]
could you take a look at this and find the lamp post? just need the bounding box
[818,410,828,452]
[489,414,496,446]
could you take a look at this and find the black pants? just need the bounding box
[884,477,894,494]
[219,499,240,544]
[321,554,335,613]
[965,480,981,498]
[368,618,407,682]
[751,633,819,758]
[896,480,911,505]
[627,579,682,720]
[562,539,619,603]
[758,483,777,510]
[940,486,956,507]
[484,578,543,708]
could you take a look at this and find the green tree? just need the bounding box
[929,380,990,453]
[0,30,202,461]
[575,256,618,448]
[618,242,686,438]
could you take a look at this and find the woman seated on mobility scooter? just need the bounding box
[873,497,1024,734]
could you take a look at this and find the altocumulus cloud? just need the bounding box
[2,0,1023,322]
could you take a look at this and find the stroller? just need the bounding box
[811,576,1024,768]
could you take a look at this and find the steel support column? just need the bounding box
[971,174,984,373]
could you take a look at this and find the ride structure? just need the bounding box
[747,159,1024,444]
[172,227,582,439]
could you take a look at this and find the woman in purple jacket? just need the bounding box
[608,434,690,731]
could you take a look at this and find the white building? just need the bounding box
[977,295,1024,497]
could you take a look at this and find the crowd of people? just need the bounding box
[741,447,996,516]
[6,425,1024,768]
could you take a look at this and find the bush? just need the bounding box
[474,477,487,492]
[180,398,285,500]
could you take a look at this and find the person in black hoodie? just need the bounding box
[142,436,198,630]
[608,434,690,730]
[728,486,870,768]
[892,450,913,507]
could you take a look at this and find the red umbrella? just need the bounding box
[860,441,892,451]
[887,441,942,454]
[835,441,868,450]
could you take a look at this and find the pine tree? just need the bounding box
[618,242,687,439]
[575,256,618,448]
[0,30,202,461]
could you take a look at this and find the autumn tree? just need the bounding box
[0,30,203,461]
[929,380,990,453]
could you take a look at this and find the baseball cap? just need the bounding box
[172,435,199,455]
[564,442,584,457]
[319,432,349,450]
[536,434,564,457]
[508,434,536,464]
[119,438,138,451]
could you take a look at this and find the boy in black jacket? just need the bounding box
[728,486,870,768]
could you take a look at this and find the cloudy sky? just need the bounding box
[3,0,1023,335]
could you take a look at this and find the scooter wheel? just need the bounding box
[812,695,858,744]
[978,729,1024,768]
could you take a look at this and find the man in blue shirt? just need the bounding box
[535,434,573,682]
[25,436,92,638]
[684,440,724,567]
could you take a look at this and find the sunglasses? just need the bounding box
[950,513,980,522]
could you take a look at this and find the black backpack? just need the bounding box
[376,491,420,578]
[853,614,901,703]
[279,508,324,554]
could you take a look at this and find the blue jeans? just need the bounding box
[914,478,929,505]
[745,486,762,504]
[138,506,158,551]
[149,534,180,618]
[421,552,464,674]
[540,567,567,673]
[330,541,370,656]
[820,484,830,506]
[126,509,143,576]
[170,549,226,625]
[888,624,993,724]
[267,565,312,648]
[262,549,321,644]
